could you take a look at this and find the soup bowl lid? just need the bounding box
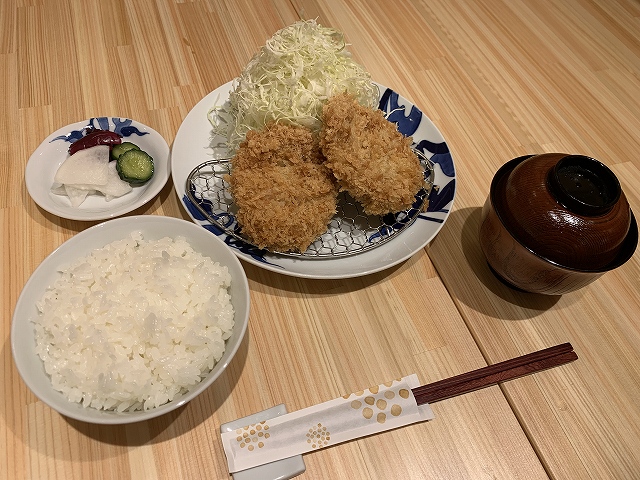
[492,153,633,271]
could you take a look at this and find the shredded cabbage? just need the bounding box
[208,19,379,152]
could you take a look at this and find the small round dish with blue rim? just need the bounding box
[26,117,170,221]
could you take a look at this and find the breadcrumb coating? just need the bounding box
[320,92,424,215]
[228,122,338,253]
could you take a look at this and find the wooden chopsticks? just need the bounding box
[412,343,578,405]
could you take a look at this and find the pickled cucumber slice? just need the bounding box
[110,141,140,160]
[116,149,154,185]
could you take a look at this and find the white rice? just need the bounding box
[34,232,234,412]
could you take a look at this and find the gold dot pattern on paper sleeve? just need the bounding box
[234,421,271,452]
[350,380,408,424]
[306,423,331,449]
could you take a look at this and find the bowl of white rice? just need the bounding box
[11,215,250,424]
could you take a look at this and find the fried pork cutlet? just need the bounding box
[320,92,424,215]
[228,122,338,253]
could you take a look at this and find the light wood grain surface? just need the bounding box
[2,0,639,479]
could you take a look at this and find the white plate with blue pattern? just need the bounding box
[26,117,170,221]
[171,82,456,279]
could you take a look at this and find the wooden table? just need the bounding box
[3,0,639,478]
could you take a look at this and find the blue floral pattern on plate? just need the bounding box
[378,88,456,223]
[50,117,149,146]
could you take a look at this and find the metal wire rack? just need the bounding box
[185,149,435,258]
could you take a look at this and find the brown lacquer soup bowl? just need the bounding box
[479,153,637,295]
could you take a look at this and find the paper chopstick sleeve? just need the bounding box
[221,374,434,473]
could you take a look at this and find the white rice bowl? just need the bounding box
[11,216,250,424]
